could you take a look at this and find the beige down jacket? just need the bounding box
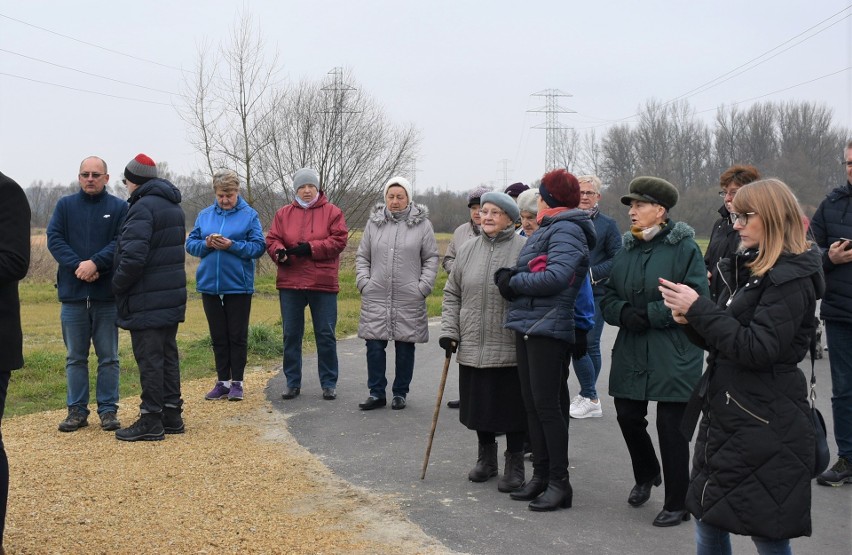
[440,226,526,368]
[356,203,439,343]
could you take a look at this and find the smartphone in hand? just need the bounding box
[841,238,852,251]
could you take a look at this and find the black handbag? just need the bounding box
[809,324,830,479]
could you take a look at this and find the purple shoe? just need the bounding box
[228,381,244,401]
[205,381,230,400]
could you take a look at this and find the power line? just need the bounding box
[0,72,174,106]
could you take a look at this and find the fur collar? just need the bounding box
[368,202,430,227]
[621,220,695,250]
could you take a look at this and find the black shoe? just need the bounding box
[497,451,526,493]
[447,399,460,409]
[628,473,662,507]
[58,408,89,432]
[281,387,300,400]
[529,477,573,512]
[162,406,185,434]
[391,396,406,410]
[99,411,121,431]
[322,388,337,400]
[115,413,165,442]
[652,509,691,527]
[817,457,852,487]
[510,474,548,500]
[468,442,498,482]
[359,396,386,410]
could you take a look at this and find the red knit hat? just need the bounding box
[539,169,580,208]
[124,153,157,185]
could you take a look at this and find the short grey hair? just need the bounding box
[212,170,241,193]
[577,175,602,193]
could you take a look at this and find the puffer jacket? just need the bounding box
[0,171,30,372]
[442,220,480,273]
[504,208,596,343]
[810,181,852,324]
[113,179,187,331]
[601,221,708,402]
[588,209,622,296]
[682,247,823,539]
[186,196,265,295]
[704,204,741,303]
[356,202,439,343]
[441,226,526,368]
[265,193,348,293]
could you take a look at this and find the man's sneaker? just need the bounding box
[115,413,165,442]
[205,381,230,400]
[570,396,603,419]
[817,457,852,487]
[58,408,89,432]
[228,382,244,401]
[99,411,121,431]
[569,394,584,409]
[162,407,185,434]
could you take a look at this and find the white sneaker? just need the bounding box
[569,394,584,409]
[570,396,603,419]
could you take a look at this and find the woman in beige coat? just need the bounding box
[356,177,439,411]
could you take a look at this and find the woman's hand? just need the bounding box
[658,277,698,323]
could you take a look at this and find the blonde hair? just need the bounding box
[212,170,241,193]
[577,175,602,193]
[731,178,809,276]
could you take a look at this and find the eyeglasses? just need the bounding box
[579,191,598,197]
[79,172,104,179]
[718,189,738,198]
[478,209,505,217]
[729,212,757,226]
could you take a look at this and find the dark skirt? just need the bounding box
[458,364,527,433]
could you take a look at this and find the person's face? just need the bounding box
[628,200,665,229]
[216,189,239,210]
[520,211,539,235]
[578,183,600,210]
[78,157,108,196]
[720,182,742,212]
[297,184,318,203]
[123,177,138,195]
[479,203,512,236]
[469,204,481,225]
[731,211,763,250]
[845,147,852,183]
[385,185,409,211]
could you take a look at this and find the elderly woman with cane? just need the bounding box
[440,192,528,491]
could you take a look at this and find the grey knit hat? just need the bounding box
[480,191,520,222]
[124,153,157,185]
[516,188,540,215]
[293,168,320,192]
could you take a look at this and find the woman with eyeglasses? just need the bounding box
[440,192,528,492]
[704,165,761,303]
[600,176,708,527]
[660,179,822,554]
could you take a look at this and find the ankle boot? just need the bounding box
[528,476,573,511]
[497,451,526,492]
[509,473,548,500]
[468,442,498,482]
[162,406,185,434]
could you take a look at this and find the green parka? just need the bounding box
[601,220,709,402]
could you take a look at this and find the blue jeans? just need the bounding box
[695,519,791,555]
[365,340,415,398]
[279,289,339,389]
[572,296,604,399]
[825,321,852,459]
[60,301,120,415]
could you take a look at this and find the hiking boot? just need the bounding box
[205,381,230,400]
[228,381,244,401]
[817,457,852,487]
[570,396,603,419]
[115,413,165,442]
[162,407,185,434]
[58,408,89,432]
[99,411,121,431]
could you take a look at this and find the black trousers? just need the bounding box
[131,325,182,414]
[614,397,689,511]
[201,293,252,382]
[0,369,10,547]
[516,333,571,481]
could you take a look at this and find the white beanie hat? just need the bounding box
[384,176,412,202]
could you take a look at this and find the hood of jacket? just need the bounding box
[129,178,182,206]
[768,245,825,299]
[539,208,597,251]
[621,220,695,251]
[368,201,430,227]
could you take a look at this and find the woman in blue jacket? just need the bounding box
[186,171,265,401]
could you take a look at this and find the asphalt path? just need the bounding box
[266,321,851,554]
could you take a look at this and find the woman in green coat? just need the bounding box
[601,176,708,528]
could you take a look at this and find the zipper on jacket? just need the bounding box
[478,242,495,367]
[725,391,769,424]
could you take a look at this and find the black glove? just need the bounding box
[286,242,312,257]
[620,305,650,333]
[572,329,588,359]
[438,337,458,357]
[493,267,517,301]
[275,249,288,263]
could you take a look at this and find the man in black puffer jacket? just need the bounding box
[112,154,187,442]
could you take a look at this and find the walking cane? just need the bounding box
[421,352,452,480]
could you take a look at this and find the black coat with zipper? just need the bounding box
[704,204,741,303]
[682,247,823,540]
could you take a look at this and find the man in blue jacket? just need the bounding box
[47,156,128,433]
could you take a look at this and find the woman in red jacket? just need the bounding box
[266,168,348,402]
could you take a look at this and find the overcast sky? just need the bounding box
[1,1,850,194]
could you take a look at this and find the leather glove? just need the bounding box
[275,249,288,263]
[620,305,650,333]
[493,267,517,301]
[572,329,588,359]
[286,242,312,257]
[438,337,458,357]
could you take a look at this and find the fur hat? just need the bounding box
[384,176,413,202]
[480,191,520,223]
[124,153,157,185]
[467,185,492,208]
[293,168,320,192]
[621,176,678,209]
[539,169,580,208]
[516,188,540,215]
[504,182,529,198]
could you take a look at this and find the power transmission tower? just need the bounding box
[528,89,576,171]
[497,158,512,189]
[321,67,358,190]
